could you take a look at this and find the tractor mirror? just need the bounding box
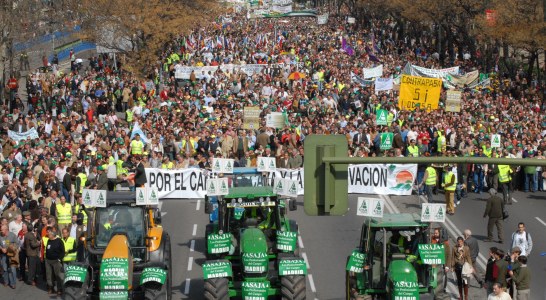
[154,209,162,225]
[288,199,297,211]
[205,202,213,214]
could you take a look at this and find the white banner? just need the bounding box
[206,178,229,196]
[257,157,277,172]
[363,65,383,79]
[317,13,329,25]
[356,197,384,217]
[348,164,417,195]
[272,0,292,5]
[408,64,460,78]
[266,112,285,128]
[271,5,292,14]
[82,189,107,207]
[347,17,355,24]
[274,178,298,197]
[211,158,235,174]
[145,168,208,199]
[421,203,446,223]
[8,128,39,142]
[135,187,159,206]
[175,64,267,79]
[374,78,393,93]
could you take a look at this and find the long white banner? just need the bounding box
[175,63,297,79]
[147,164,417,199]
[363,65,383,79]
[8,128,39,142]
[145,168,208,199]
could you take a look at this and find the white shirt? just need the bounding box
[487,291,512,300]
[9,220,22,236]
[55,166,67,182]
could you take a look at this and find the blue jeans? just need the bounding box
[524,173,536,192]
[1,254,17,286]
[537,171,544,191]
[473,170,484,192]
[417,171,425,194]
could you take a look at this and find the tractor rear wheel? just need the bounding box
[62,285,87,300]
[281,275,306,300]
[204,277,229,300]
[144,282,168,300]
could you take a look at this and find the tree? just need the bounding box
[74,0,219,73]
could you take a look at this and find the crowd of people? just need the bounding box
[0,4,544,297]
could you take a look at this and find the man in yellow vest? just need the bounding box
[498,162,513,205]
[61,228,77,263]
[75,168,88,194]
[419,164,437,203]
[72,195,89,226]
[130,133,144,155]
[55,196,72,232]
[441,165,457,215]
[437,131,446,154]
[407,139,419,157]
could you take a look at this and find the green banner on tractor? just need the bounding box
[203,261,233,279]
[100,257,129,290]
[207,233,233,254]
[242,252,269,273]
[418,244,446,265]
[140,267,167,285]
[64,265,87,284]
[279,259,307,276]
[393,281,419,300]
[276,231,297,252]
[346,250,366,273]
[99,291,129,300]
[242,281,270,300]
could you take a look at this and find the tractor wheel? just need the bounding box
[62,285,87,300]
[281,275,306,300]
[144,282,168,300]
[164,234,173,300]
[204,277,229,300]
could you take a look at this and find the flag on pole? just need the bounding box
[130,122,148,144]
[342,38,355,56]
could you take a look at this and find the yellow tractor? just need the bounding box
[63,192,172,300]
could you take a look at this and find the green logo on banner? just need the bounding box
[358,200,368,215]
[137,190,145,203]
[219,180,229,194]
[96,192,106,206]
[225,160,233,172]
[423,206,430,219]
[64,265,87,284]
[418,244,446,264]
[435,206,444,220]
[140,267,167,285]
[149,189,158,204]
[242,252,268,273]
[373,201,383,216]
[207,233,232,254]
[279,259,307,276]
[288,182,297,195]
[380,133,393,150]
[276,231,297,252]
[213,159,221,171]
[268,158,275,169]
[346,250,366,273]
[259,159,265,169]
[242,281,270,300]
[83,190,92,206]
[208,181,216,194]
[275,180,284,193]
[99,291,128,300]
[100,257,129,290]
[376,109,388,126]
[203,261,233,279]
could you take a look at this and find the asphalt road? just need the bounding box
[5,191,544,299]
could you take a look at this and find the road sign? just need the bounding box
[380,133,393,150]
[356,197,384,218]
[421,203,446,222]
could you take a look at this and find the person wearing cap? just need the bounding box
[483,189,504,243]
[95,165,108,190]
[441,164,457,215]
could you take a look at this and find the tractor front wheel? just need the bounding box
[144,282,168,300]
[62,285,87,300]
[204,277,229,300]
[281,275,306,300]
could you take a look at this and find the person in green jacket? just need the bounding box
[509,255,530,300]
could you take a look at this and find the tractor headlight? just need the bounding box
[218,230,224,235]
[238,198,243,203]
[259,197,264,202]
[266,197,271,202]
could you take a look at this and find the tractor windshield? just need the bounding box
[223,173,269,188]
[95,206,146,249]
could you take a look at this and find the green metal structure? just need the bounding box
[203,170,306,300]
[304,135,546,216]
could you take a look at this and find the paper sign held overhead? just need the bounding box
[206,178,229,196]
[491,134,501,148]
[356,197,384,218]
[257,157,276,172]
[421,203,446,223]
[380,133,393,150]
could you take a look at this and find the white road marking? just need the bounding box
[307,274,317,293]
[190,240,195,252]
[301,252,310,270]
[196,199,201,210]
[192,224,197,236]
[183,278,191,294]
[187,257,193,271]
[536,217,546,227]
[298,235,304,249]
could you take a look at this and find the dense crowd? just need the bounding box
[0,6,544,296]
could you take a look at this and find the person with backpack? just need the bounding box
[510,222,533,256]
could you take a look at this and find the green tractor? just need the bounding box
[203,168,307,300]
[346,213,446,300]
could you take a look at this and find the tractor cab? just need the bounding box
[346,213,444,300]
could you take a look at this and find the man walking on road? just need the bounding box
[510,222,532,256]
[464,229,484,287]
[483,188,504,243]
[418,164,437,202]
[442,165,456,215]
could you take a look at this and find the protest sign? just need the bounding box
[399,75,442,111]
[243,106,261,130]
[356,197,384,217]
[421,203,446,222]
[445,90,462,112]
[266,112,285,128]
[363,65,383,79]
